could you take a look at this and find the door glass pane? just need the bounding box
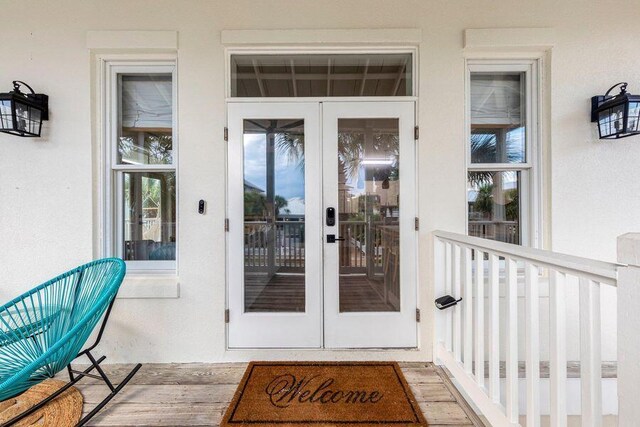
[467,171,521,244]
[470,73,526,163]
[243,119,305,312]
[231,53,412,97]
[122,171,176,260]
[337,118,400,312]
[118,74,173,165]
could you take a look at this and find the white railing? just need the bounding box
[433,230,621,426]
[469,220,519,245]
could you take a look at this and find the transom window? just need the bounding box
[105,63,177,271]
[230,53,413,97]
[466,61,540,247]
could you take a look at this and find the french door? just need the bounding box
[227,101,417,349]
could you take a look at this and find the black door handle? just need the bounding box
[327,234,346,243]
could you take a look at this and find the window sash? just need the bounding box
[465,60,540,248]
[104,61,177,271]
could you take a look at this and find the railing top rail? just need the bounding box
[434,230,622,285]
[468,220,519,225]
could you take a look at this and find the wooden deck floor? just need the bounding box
[68,363,483,426]
[245,274,398,312]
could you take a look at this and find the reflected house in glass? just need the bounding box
[243,179,264,194]
[337,118,401,312]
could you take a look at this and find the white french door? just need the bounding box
[227,103,323,348]
[322,102,417,348]
[227,101,417,349]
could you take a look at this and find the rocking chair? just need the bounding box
[0,258,141,426]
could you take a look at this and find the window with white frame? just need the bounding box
[105,62,177,270]
[466,60,539,246]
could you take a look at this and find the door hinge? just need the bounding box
[414,126,419,140]
[416,308,421,322]
[225,309,230,323]
[224,127,228,142]
[225,218,229,232]
[414,217,419,231]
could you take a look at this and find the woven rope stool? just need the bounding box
[0,379,83,426]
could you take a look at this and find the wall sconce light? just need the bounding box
[0,81,49,137]
[591,82,640,139]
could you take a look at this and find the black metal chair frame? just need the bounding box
[1,299,142,427]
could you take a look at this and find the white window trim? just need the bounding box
[97,55,178,273]
[465,59,542,248]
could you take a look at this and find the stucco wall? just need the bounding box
[1,0,638,363]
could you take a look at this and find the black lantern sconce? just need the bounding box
[0,81,49,137]
[591,82,640,139]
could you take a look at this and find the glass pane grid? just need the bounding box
[628,102,640,132]
[0,100,13,130]
[10,101,42,135]
[598,105,627,136]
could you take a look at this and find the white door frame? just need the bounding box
[226,101,417,349]
[322,101,418,348]
[227,102,323,348]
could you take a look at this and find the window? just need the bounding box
[230,53,413,97]
[105,63,177,270]
[466,61,539,246]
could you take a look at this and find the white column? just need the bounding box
[617,233,640,426]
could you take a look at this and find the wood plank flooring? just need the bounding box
[245,274,398,312]
[63,363,482,426]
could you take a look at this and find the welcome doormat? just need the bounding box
[221,362,428,426]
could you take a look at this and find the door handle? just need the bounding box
[326,234,346,243]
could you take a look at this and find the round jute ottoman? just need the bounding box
[0,379,83,426]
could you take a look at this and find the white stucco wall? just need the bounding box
[1,0,638,363]
[617,234,640,424]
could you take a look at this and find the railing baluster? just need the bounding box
[475,249,485,388]
[288,224,292,267]
[463,246,473,374]
[488,253,500,402]
[445,242,453,351]
[294,224,297,267]
[433,231,618,427]
[550,270,567,427]
[579,277,602,427]
[452,243,462,362]
[526,262,541,427]
[505,256,519,424]
[299,224,302,267]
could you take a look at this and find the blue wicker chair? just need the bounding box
[0,258,141,426]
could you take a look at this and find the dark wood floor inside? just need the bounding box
[67,363,482,426]
[245,273,399,312]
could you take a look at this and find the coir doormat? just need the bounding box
[221,362,428,426]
